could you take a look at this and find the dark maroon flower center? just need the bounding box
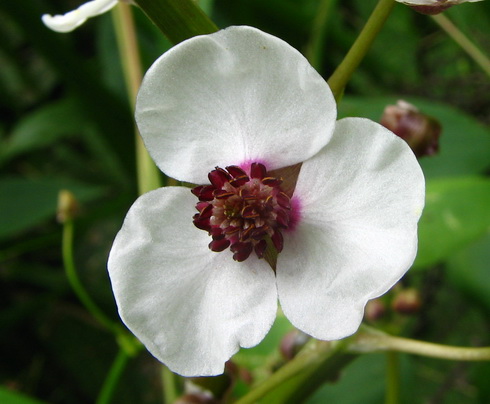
[192,163,292,262]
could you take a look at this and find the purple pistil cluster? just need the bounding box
[192,163,292,262]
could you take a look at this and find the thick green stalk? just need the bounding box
[96,348,131,404]
[432,13,490,78]
[327,0,395,101]
[352,326,490,361]
[134,0,218,44]
[235,339,356,404]
[112,3,161,195]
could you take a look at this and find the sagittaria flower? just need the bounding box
[396,0,482,14]
[108,26,425,377]
[42,0,120,32]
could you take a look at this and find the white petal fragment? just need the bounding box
[136,26,336,184]
[42,0,118,33]
[396,0,481,5]
[277,118,425,340]
[108,187,277,376]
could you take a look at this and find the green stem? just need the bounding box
[235,339,356,404]
[133,0,218,44]
[431,13,490,78]
[385,352,400,404]
[327,0,395,101]
[305,0,339,70]
[96,348,131,404]
[352,326,490,361]
[62,220,121,334]
[112,3,161,195]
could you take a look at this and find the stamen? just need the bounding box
[276,192,291,209]
[192,163,294,262]
[250,162,266,179]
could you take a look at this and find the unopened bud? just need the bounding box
[57,190,79,223]
[392,288,422,315]
[381,100,441,157]
[364,299,386,322]
[189,361,236,400]
[280,330,310,361]
[396,0,482,15]
[173,394,218,404]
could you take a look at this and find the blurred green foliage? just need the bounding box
[0,0,489,403]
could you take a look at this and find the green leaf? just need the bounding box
[305,354,383,404]
[133,0,218,44]
[471,362,490,404]
[1,98,84,164]
[0,177,105,240]
[198,0,215,15]
[0,387,49,404]
[414,177,490,269]
[339,96,490,178]
[1,0,135,175]
[446,231,490,312]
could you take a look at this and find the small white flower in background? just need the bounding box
[42,0,119,33]
[396,0,483,15]
[108,26,425,377]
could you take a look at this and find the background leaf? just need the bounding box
[0,387,49,404]
[1,99,84,165]
[0,177,104,240]
[414,177,490,269]
[446,231,490,313]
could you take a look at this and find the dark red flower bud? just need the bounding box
[173,394,219,404]
[280,330,310,361]
[364,299,386,322]
[381,100,441,158]
[392,288,422,315]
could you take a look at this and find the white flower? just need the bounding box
[396,0,483,15]
[107,26,425,377]
[42,0,119,33]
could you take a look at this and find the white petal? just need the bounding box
[277,118,425,340]
[108,187,277,376]
[396,0,481,4]
[396,0,438,4]
[42,0,118,33]
[136,26,336,184]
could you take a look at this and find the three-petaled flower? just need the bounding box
[108,26,425,377]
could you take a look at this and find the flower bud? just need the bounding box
[364,299,386,322]
[57,190,79,223]
[280,330,310,361]
[173,394,219,404]
[391,288,422,315]
[396,0,482,15]
[381,100,441,158]
[189,361,238,400]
